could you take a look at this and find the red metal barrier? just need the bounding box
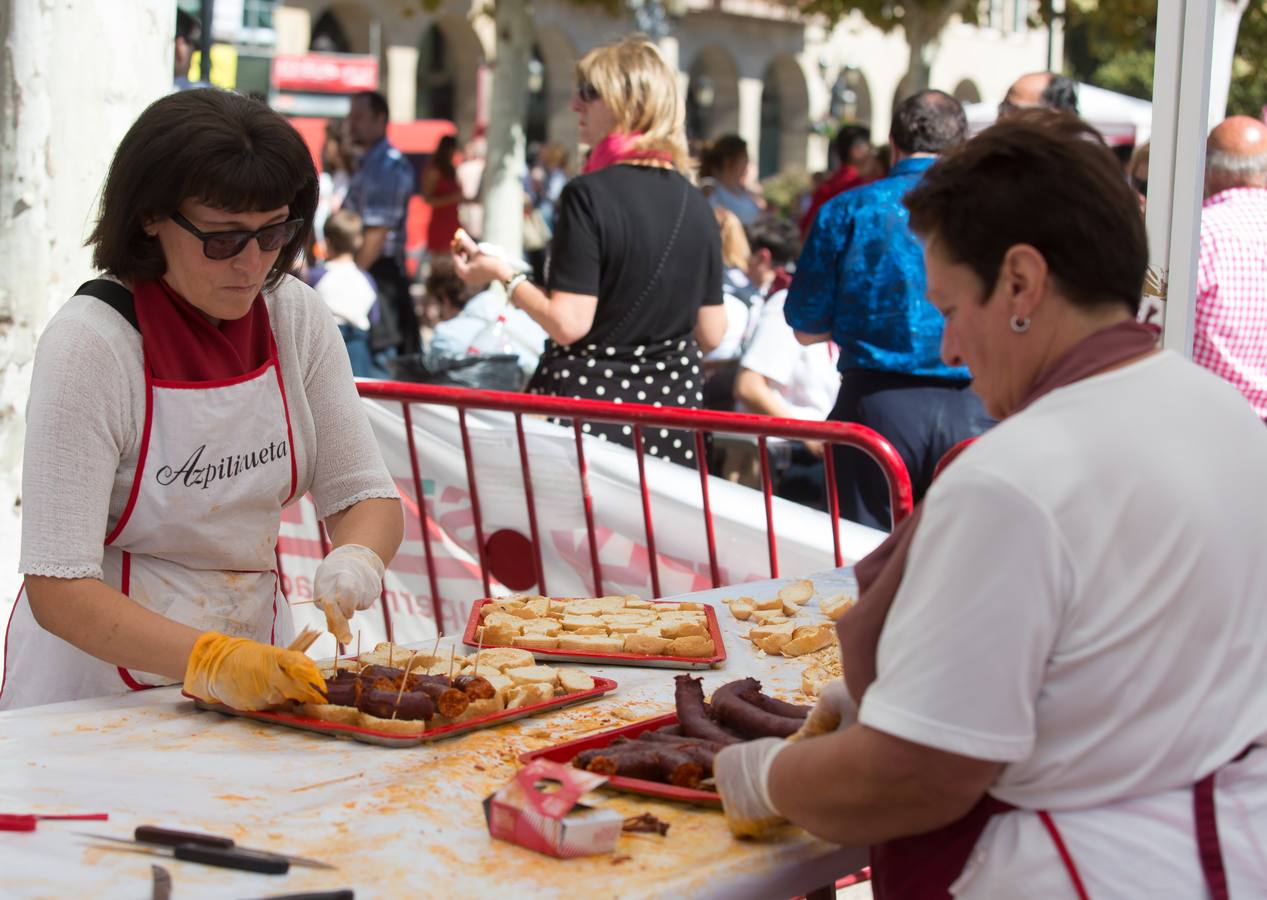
[282,381,913,636]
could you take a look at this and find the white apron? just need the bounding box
[0,282,297,709]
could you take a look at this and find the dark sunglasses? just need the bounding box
[1131,175,1148,198]
[170,210,304,260]
[576,81,601,104]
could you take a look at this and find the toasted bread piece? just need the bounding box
[623,599,654,610]
[478,625,520,647]
[512,634,559,650]
[781,598,802,618]
[730,597,755,620]
[749,609,789,626]
[519,619,561,636]
[356,711,427,736]
[622,632,671,655]
[558,669,596,693]
[752,595,783,611]
[666,635,716,658]
[504,665,561,686]
[601,611,657,624]
[605,621,646,635]
[781,624,835,657]
[660,620,709,639]
[357,643,417,669]
[505,683,554,709]
[778,579,814,605]
[749,622,796,654]
[593,596,627,614]
[561,615,606,631]
[481,672,514,701]
[676,602,705,611]
[556,633,626,654]
[652,602,681,611]
[468,647,537,672]
[451,695,504,722]
[482,612,524,630]
[298,703,361,726]
[820,593,857,621]
[801,664,832,697]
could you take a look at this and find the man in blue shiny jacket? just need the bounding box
[786,90,992,529]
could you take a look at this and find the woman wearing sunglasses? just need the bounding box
[0,89,403,712]
[453,36,727,466]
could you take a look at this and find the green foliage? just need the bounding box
[761,167,812,219]
[791,0,969,29]
[1227,2,1267,117]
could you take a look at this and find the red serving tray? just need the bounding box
[184,676,618,748]
[519,713,721,806]
[462,599,727,670]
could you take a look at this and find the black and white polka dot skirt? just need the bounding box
[527,336,706,467]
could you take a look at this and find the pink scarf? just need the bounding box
[584,132,673,174]
[838,319,1161,704]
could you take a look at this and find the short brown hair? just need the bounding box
[323,208,363,257]
[89,89,318,291]
[904,111,1147,314]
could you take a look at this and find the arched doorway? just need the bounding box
[686,47,740,145]
[830,66,872,132]
[310,4,372,54]
[525,45,548,149]
[759,55,810,179]
[534,25,578,153]
[414,16,484,139]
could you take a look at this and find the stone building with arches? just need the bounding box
[264,0,1054,178]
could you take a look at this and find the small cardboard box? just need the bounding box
[484,759,623,858]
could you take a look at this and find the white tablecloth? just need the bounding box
[0,570,865,899]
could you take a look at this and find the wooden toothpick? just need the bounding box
[430,630,443,665]
[391,651,418,720]
[355,633,363,673]
[388,643,394,670]
[447,644,456,681]
[473,624,486,679]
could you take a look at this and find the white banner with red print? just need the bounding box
[281,399,886,662]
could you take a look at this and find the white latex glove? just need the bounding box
[793,678,859,740]
[714,736,787,838]
[314,544,384,643]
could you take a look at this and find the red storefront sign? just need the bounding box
[271,53,378,93]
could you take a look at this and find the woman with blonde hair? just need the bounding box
[454,36,725,466]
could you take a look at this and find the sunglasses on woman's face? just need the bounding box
[576,81,601,104]
[170,211,304,260]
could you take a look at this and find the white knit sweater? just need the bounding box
[19,275,398,580]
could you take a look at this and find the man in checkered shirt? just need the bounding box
[1195,116,1267,421]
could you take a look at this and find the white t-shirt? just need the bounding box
[739,290,839,420]
[314,258,376,331]
[20,275,398,581]
[857,350,1267,895]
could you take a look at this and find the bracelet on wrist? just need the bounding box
[503,272,530,303]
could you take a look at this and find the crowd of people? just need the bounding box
[288,40,1265,528]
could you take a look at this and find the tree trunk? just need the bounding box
[1207,0,1250,132]
[895,2,961,102]
[480,0,534,260]
[0,0,170,597]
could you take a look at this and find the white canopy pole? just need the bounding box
[1147,0,1215,356]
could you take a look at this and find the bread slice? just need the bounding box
[623,599,654,610]
[660,620,709,639]
[561,615,606,631]
[622,632,670,655]
[777,579,814,605]
[519,619,561,636]
[450,696,503,722]
[356,711,427,736]
[556,633,626,654]
[749,622,796,654]
[298,703,360,726]
[605,621,647,635]
[478,625,520,648]
[558,670,596,693]
[752,595,783,611]
[730,597,755,620]
[781,624,835,657]
[504,665,561,687]
[512,634,559,650]
[749,609,789,626]
[666,636,716,658]
[468,648,536,672]
[820,593,857,621]
[481,672,514,702]
[505,683,554,709]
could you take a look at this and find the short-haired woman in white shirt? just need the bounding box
[1,89,403,712]
[716,113,1267,897]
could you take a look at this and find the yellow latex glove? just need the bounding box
[184,632,327,711]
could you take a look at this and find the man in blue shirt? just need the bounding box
[344,91,420,356]
[785,90,992,529]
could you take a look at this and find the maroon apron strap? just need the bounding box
[1194,771,1230,900]
[1037,811,1091,900]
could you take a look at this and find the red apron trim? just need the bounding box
[116,666,159,692]
[149,357,277,390]
[0,583,25,703]
[104,367,156,546]
[1195,767,1232,900]
[1037,811,1091,900]
[273,361,299,506]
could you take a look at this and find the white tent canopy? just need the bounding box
[964,81,1154,147]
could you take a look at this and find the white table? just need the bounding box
[0,570,865,899]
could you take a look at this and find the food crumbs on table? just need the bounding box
[474,764,485,771]
[216,794,254,802]
[623,813,670,835]
[611,853,632,864]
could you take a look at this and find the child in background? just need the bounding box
[314,209,386,378]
